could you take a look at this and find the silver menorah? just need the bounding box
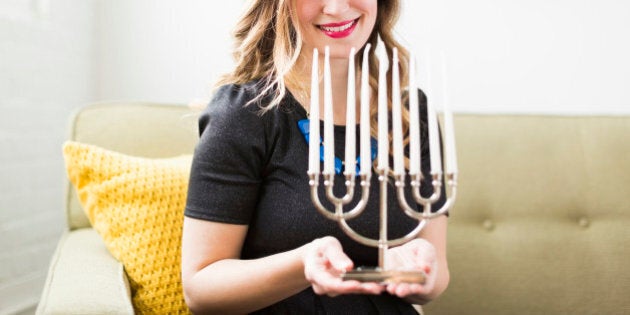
[307,40,458,284]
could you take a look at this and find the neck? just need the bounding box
[328,57,351,125]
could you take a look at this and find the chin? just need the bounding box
[310,41,366,60]
[327,44,358,59]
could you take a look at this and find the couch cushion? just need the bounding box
[63,141,192,314]
[424,114,630,315]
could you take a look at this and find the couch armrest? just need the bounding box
[36,229,134,315]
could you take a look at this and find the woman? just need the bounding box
[181,0,450,313]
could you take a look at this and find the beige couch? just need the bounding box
[37,103,198,314]
[37,103,630,314]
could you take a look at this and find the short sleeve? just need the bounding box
[184,84,267,224]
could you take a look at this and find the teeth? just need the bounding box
[320,20,354,32]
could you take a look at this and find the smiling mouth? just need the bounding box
[318,18,359,32]
[317,18,359,38]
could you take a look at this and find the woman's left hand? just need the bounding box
[384,238,438,298]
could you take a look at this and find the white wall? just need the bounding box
[0,1,95,314]
[399,0,630,114]
[95,0,630,114]
[94,0,245,104]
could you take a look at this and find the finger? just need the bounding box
[394,283,411,297]
[386,283,398,295]
[309,268,339,284]
[310,268,363,293]
[311,275,346,296]
[315,279,384,296]
[386,281,425,297]
[304,256,331,282]
[358,282,385,295]
[310,237,354,272]
[322,246,354,272]
[333,282,383,296]
[315,279,360,296]
[408,283,429,295]
[308,263,381,295]
[312,284,331,296]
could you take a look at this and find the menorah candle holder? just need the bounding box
[307,39,458,284]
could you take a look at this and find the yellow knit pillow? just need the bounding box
[63,141,192,314]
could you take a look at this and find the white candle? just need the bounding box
[323,46,335,175]
[344,48,356,176]
[408,54,421,175]
[427,101,442,174]
[441,53,458,174]
[360,44,372,176]
[427,62,442,174]
[443,102,457,174]
[376,38,389,171]
[308,48,320,174]
[391,48,404,175]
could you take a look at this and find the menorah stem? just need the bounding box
[378,168,388,270]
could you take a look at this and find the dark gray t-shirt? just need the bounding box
[185,80,446,314]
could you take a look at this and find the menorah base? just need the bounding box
[342,268,426,284]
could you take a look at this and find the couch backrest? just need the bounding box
[424,114,630,315]
[65,102,198,230]
[65,106,630,313]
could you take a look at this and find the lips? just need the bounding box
[317,18,359,39]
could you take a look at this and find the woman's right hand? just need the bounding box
[303,236,383,297]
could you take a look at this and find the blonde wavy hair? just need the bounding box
[217,0,413,151]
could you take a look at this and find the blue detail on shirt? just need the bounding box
[297,119,377,176]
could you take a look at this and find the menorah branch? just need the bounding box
[308,173,371,221]
[324,174,355,206]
